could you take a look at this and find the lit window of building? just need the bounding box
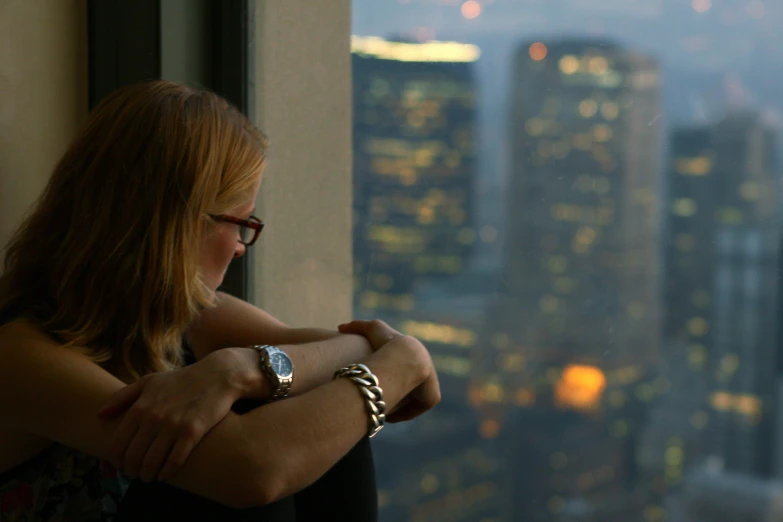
[558,55,580,75]
[672,198,697,217]
[687,317,709,337]
[600,101,619,120]
[675,233,695,251]
[717,206,744,224]
[739,181,760,201]
[578,98,598,118]
[675,155,712,175]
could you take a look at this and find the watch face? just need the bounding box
[270,352,293,377]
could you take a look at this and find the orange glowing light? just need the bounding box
[468,385,483,407]
[515,387,536,407]
[461,0,481,19]
[555,364,606,411]
[480,419,500,439]
[529,42,548,61]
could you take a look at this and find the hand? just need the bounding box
[337,319,405,352]
[97,348,257,482]
[384,343,441,423]
[338,320,441,422]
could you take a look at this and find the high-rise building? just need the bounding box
[470,37,663,521]
[500,407,649,522]
[663,113,780,477]
[665,113,779,347]
[382,274,494,408]
[680,468,783,522]
[372,409,503,522]
[773,245,783,480]
[475,36,662,431]
[351,36,479,315]
[707,225,780,475]
[496,37,662,374]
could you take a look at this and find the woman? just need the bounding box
[0,80,440,520]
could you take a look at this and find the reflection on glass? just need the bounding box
[352,1,783,520]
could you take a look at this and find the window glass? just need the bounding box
[352,2,783,520]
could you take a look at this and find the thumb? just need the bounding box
[97,379,145,419]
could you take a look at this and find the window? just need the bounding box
[352,1,783,520]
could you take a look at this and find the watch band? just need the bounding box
[252,345,294,401]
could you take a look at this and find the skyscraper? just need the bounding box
[665,113,779,346]
[498,38,662,374]
[373,410,503,522]
[352,37,503,522]
[471,38,663,521]
[475,38,662,409]
[709,224,780,475]
[680,468,783,522]
[663,112,780,476]
[351,36,479,315]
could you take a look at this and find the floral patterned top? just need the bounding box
[0,333,198,522]
[0,442,130,521]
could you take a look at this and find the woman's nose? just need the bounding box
[234,242,246,258]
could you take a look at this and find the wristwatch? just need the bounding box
[251,345,294,401]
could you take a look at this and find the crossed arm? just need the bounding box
[95,291,385,484]
[183,291,374,397]
[0,308,432,509]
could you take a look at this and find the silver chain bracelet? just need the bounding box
[334,363,386,438]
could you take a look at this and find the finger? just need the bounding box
[139,434,176,483]
[337,320,370,335]
[97,380,145,419]
[157,431,200,482]
[108,412,140,470]
[124,423,158,479]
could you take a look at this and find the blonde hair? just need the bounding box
[0,80,269,382]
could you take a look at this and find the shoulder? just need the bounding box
[0,316,46,341]
[0,316,129,473]
[0,316,119,388]
[0,315,123,445]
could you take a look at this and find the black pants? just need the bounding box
[116,437,377,522]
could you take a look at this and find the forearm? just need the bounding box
[228,333,373,400]
[282,333,373,396]
[223,346,420,505]
[277,326,346,344]
[167,342,421,507]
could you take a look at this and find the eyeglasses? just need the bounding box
[210,214,265,246]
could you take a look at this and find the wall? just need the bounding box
[0,0,355,330]
[251,0,354,327]
[0,0,88,252]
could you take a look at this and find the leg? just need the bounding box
[294,436,378,522]
[115,480,296,522]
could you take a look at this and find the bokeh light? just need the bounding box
[461,0,482,19]
[692,0,711,13]
[529,42,548,61]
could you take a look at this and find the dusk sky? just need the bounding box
[353,0,783,73]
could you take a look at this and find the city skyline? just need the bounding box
[351,3,783,520]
